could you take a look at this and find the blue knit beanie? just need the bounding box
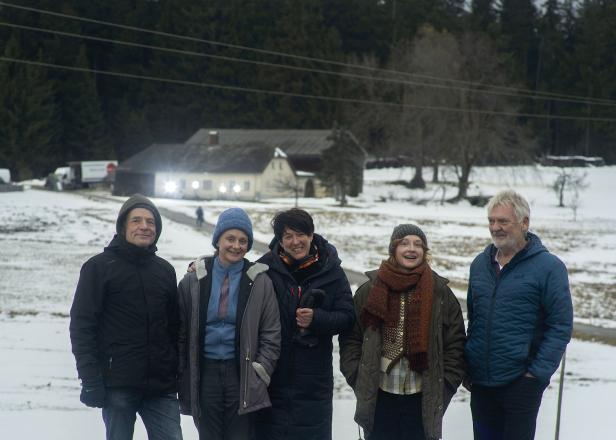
[212,208,254,251]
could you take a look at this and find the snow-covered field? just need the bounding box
[1,165,615,439]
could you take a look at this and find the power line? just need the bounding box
[2,0,615,107]
[3,55,616,123]
[3,20,616,110]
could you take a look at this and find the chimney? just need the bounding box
[208,130,219,146]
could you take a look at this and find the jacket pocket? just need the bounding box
[252,361,271,386]
[242,355,270,412]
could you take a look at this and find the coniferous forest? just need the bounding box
[1,0,615,180]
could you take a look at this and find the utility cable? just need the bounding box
[2,20,615,109]
[1,0,615,106]
[3,55,616,123]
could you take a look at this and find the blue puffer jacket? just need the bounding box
[465,232,573,386]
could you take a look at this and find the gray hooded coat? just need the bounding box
[177,256,281,429]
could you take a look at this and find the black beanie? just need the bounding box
[389,224,428,255]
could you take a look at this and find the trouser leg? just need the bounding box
[222,359,253,440]
[199,358,255,440]
[471,385,504,440]
[370,389,425,440]
[139,392,183,440]
[199,360,225,440]
[501,376,547,440]
[102,388,140,440]
[399,393,425,440]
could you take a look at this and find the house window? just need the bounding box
[203,180,212,190]
[244,181,250,191]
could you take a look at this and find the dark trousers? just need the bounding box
[471,376,548,440]
[102,387,182,440]
[199,358,254,440]
[368,390,425,440]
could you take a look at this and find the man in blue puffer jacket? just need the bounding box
[465,190,573,440]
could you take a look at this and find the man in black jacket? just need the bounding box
[70,194,182,440]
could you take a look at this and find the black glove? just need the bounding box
[299,288,325,309]
[295,289,326,347]
[79,376,106,408]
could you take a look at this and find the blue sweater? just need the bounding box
[203,257,243,359]
[465,232,573,386]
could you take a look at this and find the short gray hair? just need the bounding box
[486,190,530,222]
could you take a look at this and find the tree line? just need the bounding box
[1,0,615,182]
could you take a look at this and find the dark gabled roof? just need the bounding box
[117,142,276,174]
[186,129,361,157]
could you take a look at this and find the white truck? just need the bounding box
[59,161,118,189]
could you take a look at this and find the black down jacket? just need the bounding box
[255,234,355,440]
[69,235,179,392]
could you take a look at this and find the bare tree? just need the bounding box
[390,28,461,189]
[551,167,588,219]
[274,176,303,207]
[445,32,536,200]
[341,28,533,198]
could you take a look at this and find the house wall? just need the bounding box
[154,172,258,200]
[258,157,297,198]
[152,158,299,200]
[296,175,329,198]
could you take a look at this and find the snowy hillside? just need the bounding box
[1,164,614,439]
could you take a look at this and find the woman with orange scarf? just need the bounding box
[340,224,466,440]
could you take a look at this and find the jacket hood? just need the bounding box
[116,194,163,245]
[482,231,547,265]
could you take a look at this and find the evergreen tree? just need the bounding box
[499,0,539,81]
[470,0,497,32]
[533,0,574,156]
[0,37,58,179]
[320,125,364,205]
[572,0,616,161]
[59,45,111,160]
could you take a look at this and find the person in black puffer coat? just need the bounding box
[255,208,355,440]
[69,194,182,440]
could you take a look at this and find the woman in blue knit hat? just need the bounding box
[177,207,281,440]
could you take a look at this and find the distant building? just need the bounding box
[539,155,605,167]
[113,129,366,200]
